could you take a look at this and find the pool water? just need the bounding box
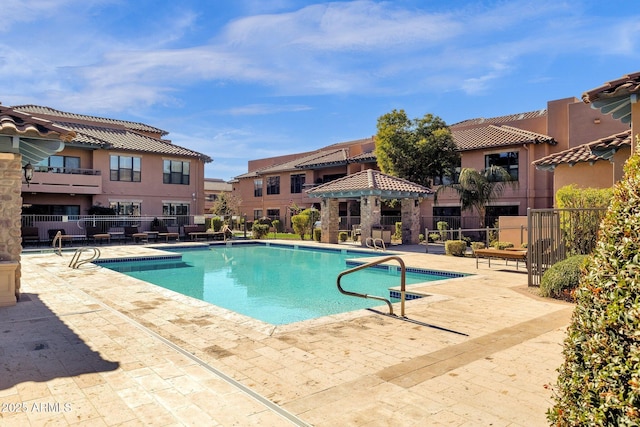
[100,244,452,325]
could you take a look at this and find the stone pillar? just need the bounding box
[359,195,381,247]
[320,198,340,243]
[401,198,421,244]
[0,153,23,305]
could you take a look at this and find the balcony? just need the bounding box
[22,166,102,195]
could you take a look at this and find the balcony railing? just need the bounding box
[23,167,102,194]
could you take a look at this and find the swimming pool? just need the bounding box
[98,243,465,324]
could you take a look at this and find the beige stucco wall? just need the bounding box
[552,147,631,202]
[497,215,528,247]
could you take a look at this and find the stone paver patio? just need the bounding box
[0,241,572,426]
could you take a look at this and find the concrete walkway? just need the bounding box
[1,241,573,426]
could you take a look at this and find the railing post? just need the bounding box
[424,228,428,253]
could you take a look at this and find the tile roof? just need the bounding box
[451,109,547,128]
[582,72,640,124]
[234,145,376,179]
[0,105,76,142]
[533,130,631,170]
[58,122,212,161]
[307,169,433,198]
[453,125,555,151]
[13,105,168,136]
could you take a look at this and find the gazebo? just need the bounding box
[307,169,433,246]
[0,105,75,306]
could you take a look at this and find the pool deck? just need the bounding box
[1,241,573,426]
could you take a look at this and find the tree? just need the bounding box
[209,193,241,219]
[375,109,459,187]
[436,166,515,228]
[548,137,640,425]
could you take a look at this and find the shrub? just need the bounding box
[470,242,485,252]
[437,221,449,240]
[429,233,440,242]
[418,233,425,242]
[445,240,466,256]
[556,184,612,256]
[540,254,588,301]
[491,241,514,250]
[313,228,321,242]
[352,233,358,242]
[271,219,282,233]
[548,137,640,425]
[291,213,310,239]
[394,222,402,240]
[210,217,223,232]
[251,223,269,239]
[338,231,348,242]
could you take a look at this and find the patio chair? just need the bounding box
[21,226,40,246]
[125,226,148,243]
[86,226,110,245]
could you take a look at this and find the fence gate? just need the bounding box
[527,207,606,287]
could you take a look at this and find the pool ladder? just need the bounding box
[336,255,406,317]
[69,247,101,269]
[365,237,386,251]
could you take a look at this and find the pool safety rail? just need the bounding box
[69,247,101,269]
[337,255,406,317]
[365,237,386,251]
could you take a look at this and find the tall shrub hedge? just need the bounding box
[548,138,640,425]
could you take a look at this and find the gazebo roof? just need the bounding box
[307,169,433,199]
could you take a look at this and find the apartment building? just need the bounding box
[233,96,628,231]
[204,178,233,213]
[13,105,211,217]
[232,137,377,229]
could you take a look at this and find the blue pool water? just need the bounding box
[99,244,462,325]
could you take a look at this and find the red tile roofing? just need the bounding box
[13,105,168,136]
[307,169,432,198]
[533,130,631,169]
[0,105,75,141]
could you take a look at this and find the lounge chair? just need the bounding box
[86,226,111,244]
[21,226,40,246]
[151,225,179,242]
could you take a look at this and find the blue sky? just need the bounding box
[2,0,638,181]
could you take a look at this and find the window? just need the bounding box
[254,179,263,197]
[38,155,80,173]
[290,173,306,193]
[110,155,141,182]
[485,152,518,180]
[266,209,280,221]
[254,210,263,220]
[109,202,141,216]
[266,176,280,195]
[162,203,190,216]
[22,204,80,216]
[322,173,346,183]
[163,160,190,185]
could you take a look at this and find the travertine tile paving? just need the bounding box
[0,242,572,426]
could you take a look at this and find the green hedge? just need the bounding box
[548,137,640,425]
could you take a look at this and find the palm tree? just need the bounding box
[435,166,516,228]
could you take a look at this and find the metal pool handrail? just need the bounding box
[336,255,406,317]
[69,247,101,269]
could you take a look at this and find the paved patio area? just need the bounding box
[1,241,573,426]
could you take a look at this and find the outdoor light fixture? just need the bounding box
[23,163,33,187]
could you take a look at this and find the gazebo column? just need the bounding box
[320,198,340,244]
[360,195,381,247]
[401,198,421,244]
[0,153,22,306]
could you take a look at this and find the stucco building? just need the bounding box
[12,105,211,218]
[233,96,628,231]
